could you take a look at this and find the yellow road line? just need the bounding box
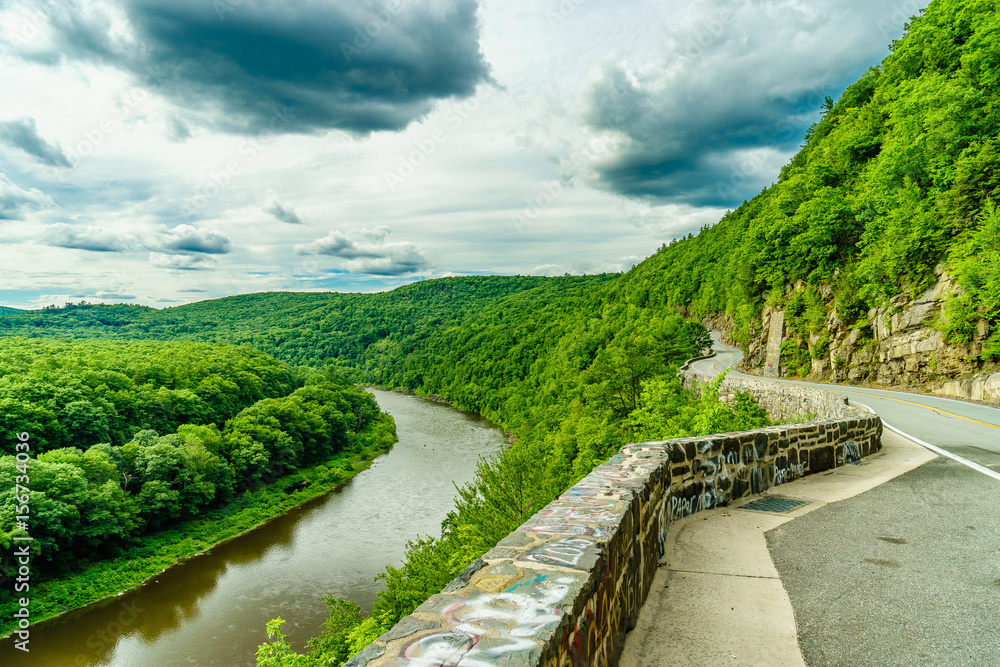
[710,352,734,373]
[840,389,1000,431]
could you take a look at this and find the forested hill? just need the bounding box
[620,0,1000,363]
[0,275,616,366]
[6,3,999,380]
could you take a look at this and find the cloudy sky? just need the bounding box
[0,0,926,309]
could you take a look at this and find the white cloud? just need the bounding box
[0,175,54,219]
[296,227,430,276]
[149,252,218,271]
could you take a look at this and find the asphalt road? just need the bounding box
[692,333,1000,666]
[691,333,1000,472]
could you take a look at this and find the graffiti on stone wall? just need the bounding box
[667,481,720,520]
[523,537,594,568]
[657,502,670,556]
[840,441,861,465]
[402,577,575,666]
[773,462,806,486]
[533,503,624,524]
[363,415,882,666]
[522,523,609,538]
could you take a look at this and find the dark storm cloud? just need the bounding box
[0,118,71,167]
[581,0,920,207]
[21,0,491,135]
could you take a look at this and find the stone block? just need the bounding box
[810,446,835,472]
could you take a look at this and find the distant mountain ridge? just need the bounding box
[4,0,997,394]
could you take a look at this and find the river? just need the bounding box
[0,389,505,666]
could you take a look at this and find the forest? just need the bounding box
[2,0,997,662]
[0,338,393,633]
[616,0,1000,360]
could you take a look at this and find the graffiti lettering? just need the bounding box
[524,537,593,567]
[668,484,718,520]
[534,505,623,524]
[404,579,574,665]
[773,463,806,486]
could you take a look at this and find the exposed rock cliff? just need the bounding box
[703,271,999,405]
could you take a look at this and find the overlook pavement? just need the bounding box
[621,333,1000,666]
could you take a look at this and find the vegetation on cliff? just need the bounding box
[618,0,1000,363]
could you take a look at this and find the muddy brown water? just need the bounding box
[0,390,505,666]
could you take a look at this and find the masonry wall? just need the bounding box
[348,375,882,667]
[681,369,873,421]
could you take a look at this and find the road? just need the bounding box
[691,332,1000,666]
[691,332,1000,476]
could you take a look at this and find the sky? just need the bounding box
[0,0,928,309]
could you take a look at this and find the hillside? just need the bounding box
[0,276,610,366]
[3,0,999,660]
[619,0,999,393]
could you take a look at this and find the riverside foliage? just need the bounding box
[0,338,391,633]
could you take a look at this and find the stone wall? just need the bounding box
[347,387,882,666]
[680,362,873,422]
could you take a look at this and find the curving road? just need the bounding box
[692,331,1000,477]
[692,331,1000,666]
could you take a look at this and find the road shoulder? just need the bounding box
[619,430,935,666]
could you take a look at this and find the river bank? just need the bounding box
[0,389,507,667]
[0,417,397,639]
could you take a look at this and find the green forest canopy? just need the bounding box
[2,0,998,661]
[0,338,387,591]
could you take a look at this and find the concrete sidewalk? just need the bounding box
[619,430,936,666]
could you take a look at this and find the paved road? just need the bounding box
[692,333,1000,666]
[691,333,1000,473]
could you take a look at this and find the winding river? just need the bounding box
[0,389,505,666]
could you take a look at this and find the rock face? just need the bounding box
[707,272,999,405]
